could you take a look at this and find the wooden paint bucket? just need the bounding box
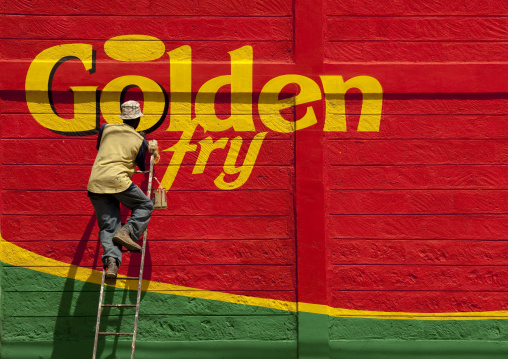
[151,188,167,209]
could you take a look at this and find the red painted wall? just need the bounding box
[1,0,508,356]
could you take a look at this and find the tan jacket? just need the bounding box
[87,124,145,193]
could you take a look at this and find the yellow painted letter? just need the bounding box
[167,46,194,132]
[25,44,98,134]
[195,46,255,132]
[214,132,267,190]
[320,75,383,132]
[100,75,168,133]
[258,75,321,133]
[161,126,198,189]
[193,137,229,174]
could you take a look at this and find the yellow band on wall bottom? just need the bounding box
[2,234,507,320]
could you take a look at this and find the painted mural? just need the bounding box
[1,0,508,358]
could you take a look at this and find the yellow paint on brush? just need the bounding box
[2,234,508,320]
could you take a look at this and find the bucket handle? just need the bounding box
[153,176,164,190]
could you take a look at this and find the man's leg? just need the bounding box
[114,184,154,244]
[89,194,123,268]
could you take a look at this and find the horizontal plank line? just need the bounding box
[7,238,296,242]
[1,214,290,217]
[3,91,507,96]
[3,112,507,116]
[3,164,502,168]
[13,213,506,217]
[3,137,507,141]
[325,138,508,141]
[330,263,508,267]
[0,139,295,142]
[10,215,293,221]
[0,37,294,42]
[0,164,294,167]
[329,164,508,167]
[2,114,508,117]
[0,14,293,18]
[3,94,508,99]
[323,60,508,66]
[0,164,294,168]
[7,264,296,268]
[330,238,508,241]
[328,213,508,216]
[3,289,296,293]
[325,15,508,18]
[328,40,508,43]
[2,237,295,241]
[1,189,293,192]
[330,289,508,293]
[2,100,507,105]
[2,162,294,169]
[0,138,292,141]
[2,165,295,168]
[5,139,504,144]
[7,314,295,318]
[328,188,508,191]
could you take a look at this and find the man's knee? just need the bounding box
[145,198,154,213]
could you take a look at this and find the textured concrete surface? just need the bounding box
[1,0,507,357]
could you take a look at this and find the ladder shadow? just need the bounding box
[50,216,108,359]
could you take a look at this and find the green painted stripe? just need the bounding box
[329,316,508,341]
[5,339,508,359]
[5,340,508,359]
[329,340,508,359]
[4,263,508,358]
[298,311,329,359]
[0,259,4,343]
[2,341,297,359]
[2,265,296,344]
[2,263,297,358]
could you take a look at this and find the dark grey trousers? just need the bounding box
[89,185,154,267]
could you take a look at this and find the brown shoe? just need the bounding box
[105,257,118,284]
[113,227,142,252]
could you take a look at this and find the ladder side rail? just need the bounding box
[131,152,155,359]
[92,269,107,359]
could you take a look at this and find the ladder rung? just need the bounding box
[102,304,137,308]
[98,332,134,336]
[116,276,140,280]
[134,170,149,173]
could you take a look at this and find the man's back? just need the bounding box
[87,123,145,194]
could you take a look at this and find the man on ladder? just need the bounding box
[87,100,160,284]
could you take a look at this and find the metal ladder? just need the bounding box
[92,152,155,359]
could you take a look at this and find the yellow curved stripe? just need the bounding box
[0,234,295,312]
[2,234,508,320]
[298,302,508,321]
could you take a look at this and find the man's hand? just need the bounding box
[148,139,161,164]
